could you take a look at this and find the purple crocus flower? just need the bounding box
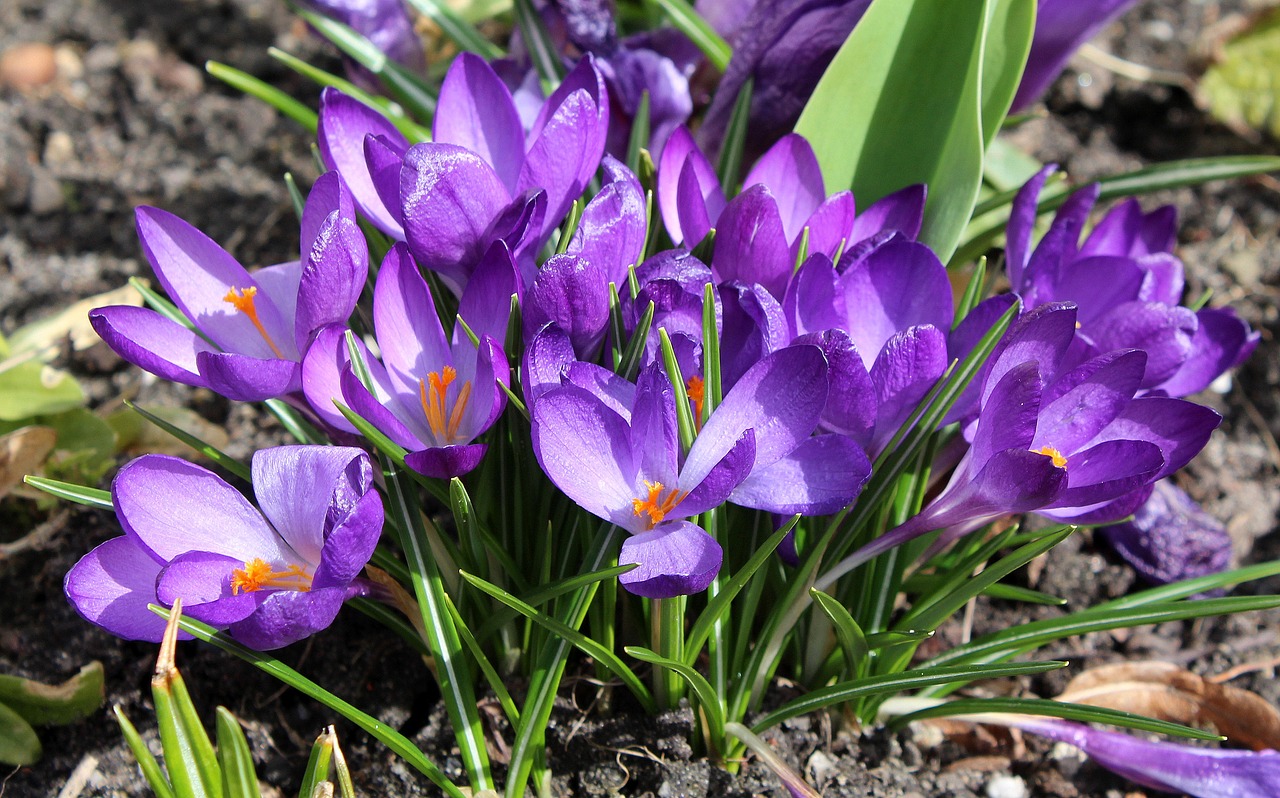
[1097,478,1233,586]
[302,242,513,479]
[1006,168,1258,397]
[301,0,426,93]
[90,173,369,402]
[63,446,384,650]
[1010,0,1141,111]
[318,87,412,240]
[1011,716,1280,798]
[531,345,868,596]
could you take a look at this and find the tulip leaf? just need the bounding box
[795,0,1035,261]
[1199,8,1280,140]
[0,662,104,726]
[0,701,41,766]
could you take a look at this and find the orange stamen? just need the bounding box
[230,558,313,594]
[686,375,705,430]
[631,480,688,528]
[1033,445,1068,469]
[417,366,472,444]
[223,286,285,358]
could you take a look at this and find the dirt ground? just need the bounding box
[2,0,1278,796]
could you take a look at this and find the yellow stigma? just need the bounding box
[1033,445,1068,469]
[230,558,313,594]
[631,480,688,528]
[686,375,705,429]
[222,286,285,358]
[417,366,473,445]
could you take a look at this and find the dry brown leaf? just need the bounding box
[7,284,144,359]
[1056,660,1280,750]
[113,405,230,459]
[0,426,57,497]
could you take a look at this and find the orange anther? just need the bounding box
[631,480,687,528]
[223,286,285,359]
[1033,445,1068,469]
[230,558,312,594]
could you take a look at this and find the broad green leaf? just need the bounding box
[0,701,41,766]
[796,0,1034,260]
[0,362,84,420]
[0,662,104,725]
[1199,8,1280,140]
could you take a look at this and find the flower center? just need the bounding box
[686,375,705,429]
[631,480,688,529]
[222,286,285,358]
[230,558,313,594]
[1033,445,1068,469]
[417,366,473,445]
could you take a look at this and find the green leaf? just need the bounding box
[463,572,657,713]
[23,476,113,510]
[0,361,83,420]
[749,660,1067,733]
[1199,8,1280,140]
[299,729,337,798]
[887,697,1224,741]
[0,701,41,766]
[810,589,869,680]
[0,662,104,725]
[716,79,754,193]
[216,707,263,798]
[206,61,318,132]
[116,706,176,798]
[123,402,251,482]
[402,0,503,60]
[155,607,468,798]
[796,0,1034,260]
[626,647,725,750]
[513,0,564,85]
[647,0,730,71]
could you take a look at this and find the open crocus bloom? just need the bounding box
[89,173,369,402]
[63,446,383,650]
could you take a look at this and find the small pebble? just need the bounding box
[27,167,64,214]
[985,774,1028,798]
[43,130,75,167]
[0,42,58,90]
[807,749,835,783]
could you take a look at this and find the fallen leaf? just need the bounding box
[107,405,230,459]
[7,283,144,360]
[0,426,57,498]
[1056,661,1280,750]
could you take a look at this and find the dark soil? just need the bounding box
[2,0,1278,796]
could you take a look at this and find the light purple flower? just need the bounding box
[302,242,512,479]
[64,446,383,649]
[1011,0,1141,111]
[90,174,369,402]
[318,87,411,240]
[1011,716,1280,798]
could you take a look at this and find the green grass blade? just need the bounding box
[715,79,753,192]
[130,277,197,332]
[887,697,1224,740]
[810,589,869,681]
[24,476,112,510]
[126,402,251,482]
[648,0,730,71]
[115,706,176,798]
[216,707,263,798]
[626,646,726,751]
[298,729,337,798]
[403,0,502,59]
[206,61,317,132]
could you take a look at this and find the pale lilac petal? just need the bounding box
[228,586,347,650]
[531,385,642,531]
[742,133,824,242]
[457,241,519,346]
[983,301,1077,406]
[518,90,599,238]
[156,551,261,626]
[301,324,363,432]
[113,455,290,565]
[64,536,174,643]
[730,434,870,515]
[295,211,368,350]
[252,262,302,333]
[317,88,408,238]
[529,55,608,188]
[135,207,294,359]
[720,282,789,391]
[678,431,756,516]
[523,322,577,405]
[684,345,828,485]
[792,329,875,444]
[562,362,637,421]
[400,143,510,282]
[656,126,707,244]
[405,444,489,479]
[1005,166,1057,290]
[89,306,216,387]
[618,521,722,598]
[525,253,611,357]
[373,243,452,398]
[630,367,679,488]
[433,52,525,191]
[568,156,647,285]
[252,446,373,566]
[784,253,845,338]
[311,482,382,590]
[676,159,718,247]
[197,351,302,402]
[300,171,357,261]
[339,367,429,449]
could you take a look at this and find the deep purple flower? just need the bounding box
[90,173,369,402]
[302,243,513,479]
[64,446,383,649]
[1097,478,1233,586]
[1011,716,1280,798]
[301,0,426,93]
[1011,0,1141,111]
[1006,168,1257,396]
